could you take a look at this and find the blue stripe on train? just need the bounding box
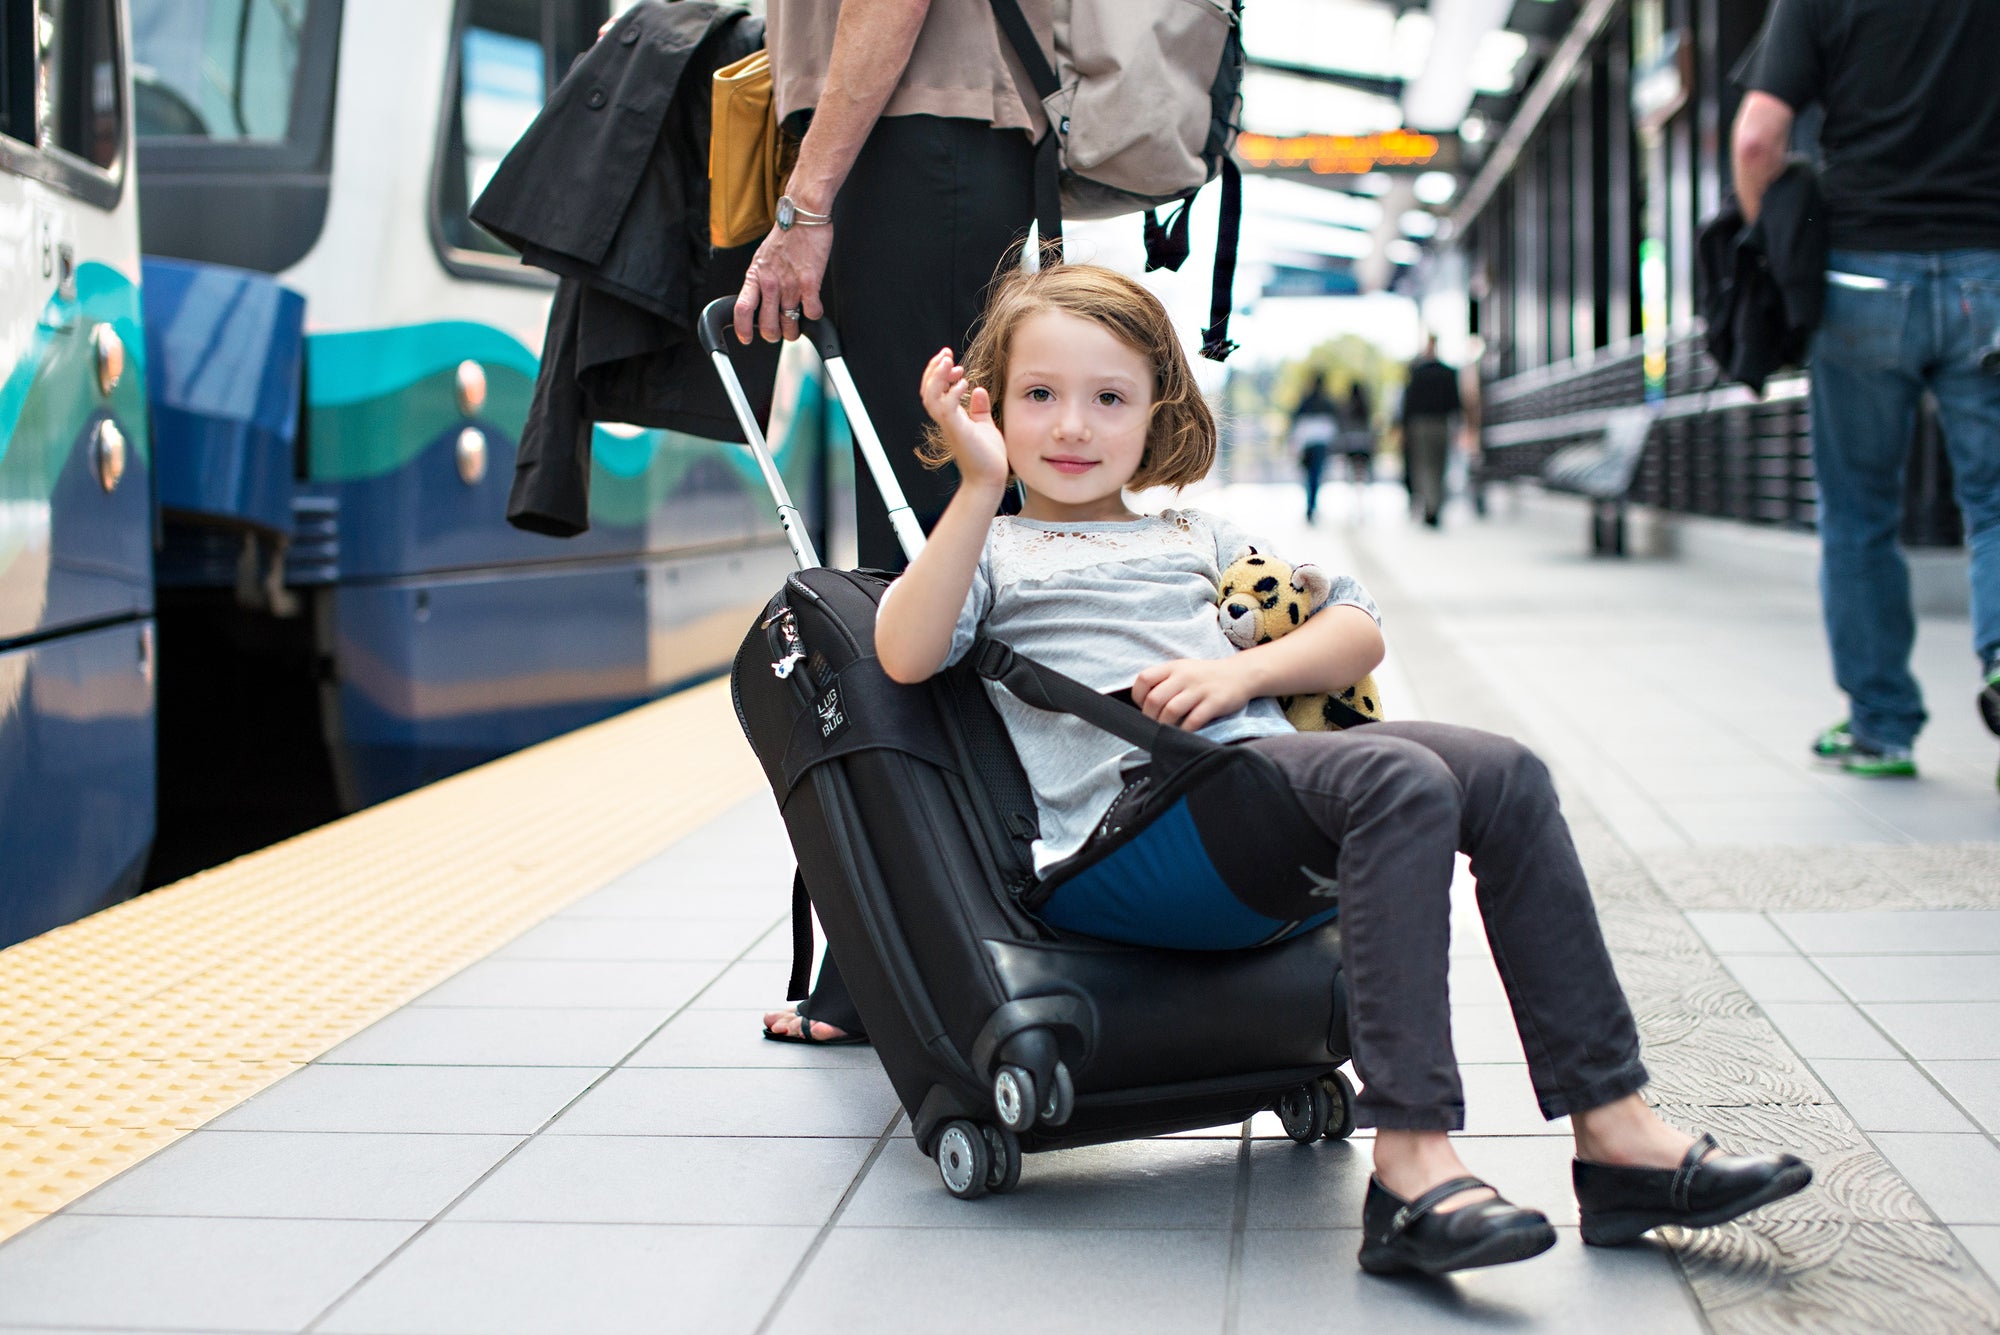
[1038,798,1339,951]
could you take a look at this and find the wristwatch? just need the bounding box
[775,195,832,231]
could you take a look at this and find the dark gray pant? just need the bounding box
[1405,415,1450,522]
[1247,724,1647,1131]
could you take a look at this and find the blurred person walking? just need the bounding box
[1291,372,1339,523]
[1341,381,1376,486]
[743,0,1049,1043]
[1734,0,2000,784]
[1401,336,1462,529]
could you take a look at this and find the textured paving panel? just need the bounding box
[1641,843,2000,913]
[0,681,763,1240]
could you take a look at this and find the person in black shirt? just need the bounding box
[1735,0,2000,787]
[1401,337,1463,529]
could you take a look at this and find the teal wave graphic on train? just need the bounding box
[306,321,832,526]
[0,261,150,581]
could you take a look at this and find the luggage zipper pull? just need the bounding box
[762,605,806,679]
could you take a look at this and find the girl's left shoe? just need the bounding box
[1358,1176,1557,1276]
[1573,1132,1812,1246]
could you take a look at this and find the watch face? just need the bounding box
[776,197,794,231]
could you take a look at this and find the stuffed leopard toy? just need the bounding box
[1217,545,1384,731]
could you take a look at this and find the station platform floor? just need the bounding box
[2,481,1998,1333]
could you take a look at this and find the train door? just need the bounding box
[0,0,154,946]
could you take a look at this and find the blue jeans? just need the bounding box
[1809,249,2000,749]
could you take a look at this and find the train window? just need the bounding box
[41,0,124,170]
[0,2,33,144]
[435,0,602,273]
[129,0,304,142]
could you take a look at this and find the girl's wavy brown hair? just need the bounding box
[917,260,1217,490]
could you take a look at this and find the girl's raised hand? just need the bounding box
[920,349,1009,489]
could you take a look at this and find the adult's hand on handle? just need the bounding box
[733,223,835,345]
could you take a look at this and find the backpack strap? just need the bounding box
[1144,201,1195,273]
[1201,156,1242,362]
[986,0,1064,254]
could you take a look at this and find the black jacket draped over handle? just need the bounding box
[471,1,781,537]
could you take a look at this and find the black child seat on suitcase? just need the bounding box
[702,299,1357,1200]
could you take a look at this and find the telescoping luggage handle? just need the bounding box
[698,297,927,570]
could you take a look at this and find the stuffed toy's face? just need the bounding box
[1217,546,1334,649]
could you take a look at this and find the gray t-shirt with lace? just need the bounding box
[893,509,1379,872]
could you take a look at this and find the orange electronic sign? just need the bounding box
[1237,130,1445,176]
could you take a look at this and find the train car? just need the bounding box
[0,0,837,941]
[0,0,156,944]
[130,0,831,884]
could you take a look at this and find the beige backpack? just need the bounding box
[989,0,1247,359]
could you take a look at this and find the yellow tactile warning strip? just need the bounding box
[0,679,764,1240]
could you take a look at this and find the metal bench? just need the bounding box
[1539,406,1658,555]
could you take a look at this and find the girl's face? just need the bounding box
[1000,309,1155,523]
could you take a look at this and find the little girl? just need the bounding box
[873,262,1811,1277]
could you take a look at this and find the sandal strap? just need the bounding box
[1388,1176,1493,1239]
[1672,1132,1719,1211]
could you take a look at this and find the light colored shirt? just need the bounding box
[891,509,1380,872]
[767,0,1057,138]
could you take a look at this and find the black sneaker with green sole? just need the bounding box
[1810,721,1917,778]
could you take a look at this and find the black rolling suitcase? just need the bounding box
[699,300,1356,1198]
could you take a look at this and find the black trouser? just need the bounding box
[827,113,1037,569]
[802,115,1036,1034]
[1246,725,1647,1131]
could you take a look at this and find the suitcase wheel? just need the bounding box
[993,1065,1037,1133]
[1040,1061,1075,1129]
[982,1124,1022,1194]
[936,1119,992,1200]
[1277,1081,1333,1143]
[994,1059,1075,1133]
[1319,1070,1358,1141]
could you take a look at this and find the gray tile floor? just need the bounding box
[1692,906,2000,1244]
[3,481,1997,1333]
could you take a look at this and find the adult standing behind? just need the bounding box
[1733,0,2000,784]
[742,0,1048,1042]
[1401,336,1462,529]
[1290,373,1338,524]
[735,0,1046,567]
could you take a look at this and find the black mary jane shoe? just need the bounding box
[1574,1132,1813,1247]
[1357,1175,1558,1277]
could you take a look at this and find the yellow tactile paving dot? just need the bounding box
[0,678,765,1238]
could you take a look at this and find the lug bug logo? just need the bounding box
[817,685,847,740]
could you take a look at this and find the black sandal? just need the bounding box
[1357,1175,1557,1276]
[1574,1132,1812,1246]
[761,1005,869,1047]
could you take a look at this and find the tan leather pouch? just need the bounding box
[709,50,794,249]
